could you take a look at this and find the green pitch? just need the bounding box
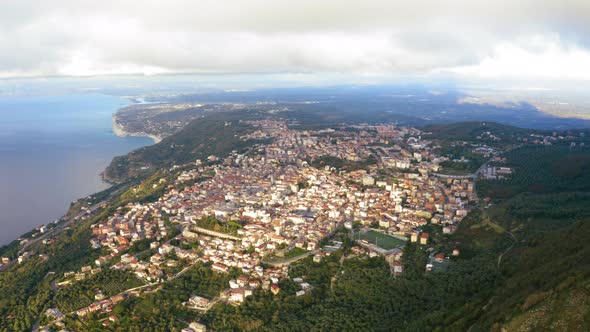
[359,230,405,250]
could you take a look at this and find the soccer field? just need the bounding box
[359,230,406,250]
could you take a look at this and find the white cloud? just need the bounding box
[448,37,590,80]
[0,0,589,80]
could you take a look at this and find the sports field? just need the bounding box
[359,230,406,250]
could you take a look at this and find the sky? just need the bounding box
[1,0,590,82]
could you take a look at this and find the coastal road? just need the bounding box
[19,185,130,253]
[19,200,105,252]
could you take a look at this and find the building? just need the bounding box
[188,295,210,309]
[420,233,429,245]
[189,322,207,332]
[270,284,280,295]
[391,263,403,276]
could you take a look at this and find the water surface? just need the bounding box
[0,94,152,245]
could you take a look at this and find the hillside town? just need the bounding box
[49,120,477,320]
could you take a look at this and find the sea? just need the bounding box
[0,94,153,245]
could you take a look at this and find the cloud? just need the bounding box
[0,0,589,80]
[448,35,590,80]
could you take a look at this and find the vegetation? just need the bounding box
[423,121,531,144]
[267,247,308,263]
[54,270,143,313]
[282,247,307,260]
[104,111,263,183]
[478,145,590,198]
[309,155,377,172]
[194,216,245,237]
[63,263,233,331]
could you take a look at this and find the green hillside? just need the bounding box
[423,121,532,143]
[443,192,590,331]
[478,144,590,198]
[104,110,262,183]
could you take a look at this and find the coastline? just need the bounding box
[111,116,162,144]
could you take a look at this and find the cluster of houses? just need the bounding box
[523,132,586,146]
[75,294,125,317]
[58,265,102,286]
[63,119,478,320]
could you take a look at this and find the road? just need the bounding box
[18,185,130,253]
[0,201,107,272]
[497,231,517,270]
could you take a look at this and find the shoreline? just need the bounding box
[111,116,162,144]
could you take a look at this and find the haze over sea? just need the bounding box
[0,94,152,245]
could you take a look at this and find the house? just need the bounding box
[229,288,245,303]
[391,263,403,276]
[410,233,418,243]
[188,295,210,309]
[434,253,445,263]
[385,248,404,263]
[189,322,207,332]
[270,284,280,295]
[212,263,229,273]
[362,176,375,186]
[420,233,429,245]
[237,275,249,287]
[442,226,457,234]
[452,249,460,256]
[229,279,239,289]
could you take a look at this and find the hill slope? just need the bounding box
[443,192,590,331]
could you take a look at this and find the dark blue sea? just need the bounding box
[0,94,152,245]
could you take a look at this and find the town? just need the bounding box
[39,119,475,327]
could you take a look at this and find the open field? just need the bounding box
[359,230,406,250]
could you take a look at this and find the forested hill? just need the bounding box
[442,192,590,330]
[422,121,533,142]
[103,110,263,183]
